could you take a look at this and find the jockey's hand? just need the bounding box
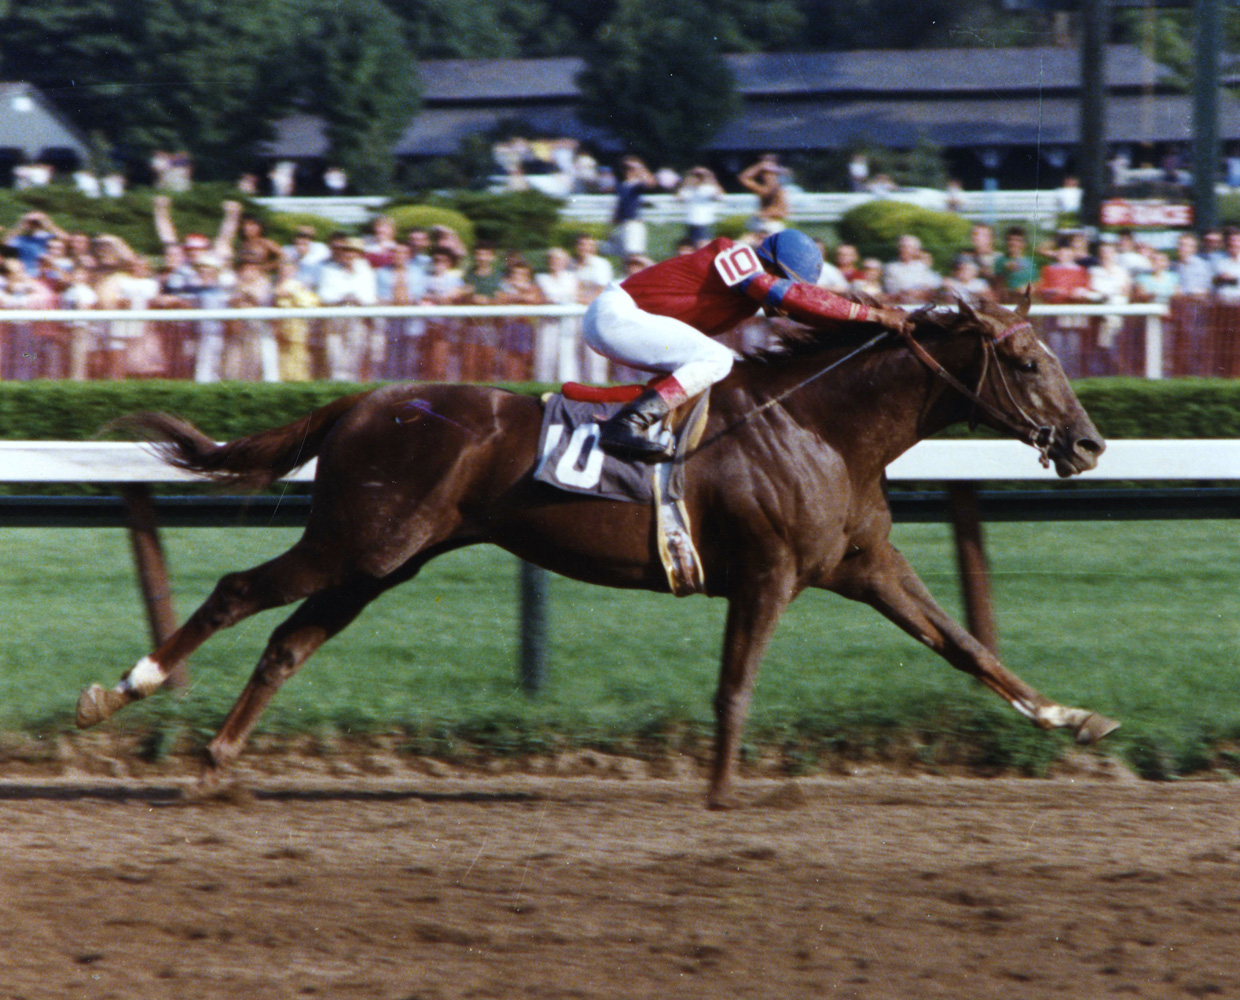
[872,306,909,332]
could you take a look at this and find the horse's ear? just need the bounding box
[956,294,981,324]
[1017,286,1032,319]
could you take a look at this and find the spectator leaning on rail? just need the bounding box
[272,257,319,381]
[284,225,330,288]
[882,234,942,305]
[1035,234,1095,374]
[965,223,1000,285]
[572,233,614,300]
[1088,238,1134,370]
[0,256,58,379]
[315,234,378,381]
[1173,232,1214,296]
[814,240,851,294]
[226,261,279,381]
[941,254,994,304]
[1211,227,1240,303]
[1133,250,1179,304]
[582,229,908,461]
[993,225,1038,300]
[534,246,582,383]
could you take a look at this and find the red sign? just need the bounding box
[1101,200,1194,228]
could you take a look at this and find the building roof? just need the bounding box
[263,45,1220,160]
[0,83,90,159]
[707,94,1239,152]
[419,46,1170,105]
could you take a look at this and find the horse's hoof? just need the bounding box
[179,768,250,806]
[1075,712,1121,745]
[76,684,125,728]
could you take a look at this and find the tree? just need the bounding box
[793,0,1048,50]
[713,0,805,52]
[0,0,300,180]
[295,0,421,193]
[576,0,741,169]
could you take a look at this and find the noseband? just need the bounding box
[895,319,1056,468]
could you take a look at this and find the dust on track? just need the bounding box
[2,745,1239,1000]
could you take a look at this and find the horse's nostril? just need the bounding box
[1076,437,1104,456]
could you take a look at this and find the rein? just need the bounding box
[688,329,893,453]
[689,314,1055,467]
[895,319,1055,467]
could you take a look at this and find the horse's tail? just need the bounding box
[111,391,369,491]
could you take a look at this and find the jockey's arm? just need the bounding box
[741,272,906,330]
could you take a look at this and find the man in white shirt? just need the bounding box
[883,234,942,304]
[316,235,378,380]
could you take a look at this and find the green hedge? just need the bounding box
[399,190,564,251]
[0,380,544,441]
[837,199,974,272]
[0,378,1238,441]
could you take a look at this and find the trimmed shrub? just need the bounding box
[411,190,564,250]
[837,199,974,272]
[714,215,752,241]
[383,205,475,247]
[550,219,611,250]
[263,211,340,244]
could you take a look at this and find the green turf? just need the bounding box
[2,520,1238,776]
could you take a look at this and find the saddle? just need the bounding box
[535,383,710,596]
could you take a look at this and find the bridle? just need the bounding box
[692,311,1057,467]
[895,316,1056,468]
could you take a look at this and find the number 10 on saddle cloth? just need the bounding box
[534,391,710,595]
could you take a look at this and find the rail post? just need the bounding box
[1144,313,1164,380]
[518,561,548,694]
[119,483,187,689]
[946,483,999,654]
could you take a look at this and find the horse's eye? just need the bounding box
[1016,358,1038,374]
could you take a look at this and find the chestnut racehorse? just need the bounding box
[78,298,1116,807]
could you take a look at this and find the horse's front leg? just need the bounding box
[832,540,1118,744]
[709,571,798,810]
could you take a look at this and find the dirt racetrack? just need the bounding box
[3,745,1240,1000]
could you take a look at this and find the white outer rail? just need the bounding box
[2,439,1236,486]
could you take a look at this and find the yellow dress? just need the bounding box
[274,279,319,381]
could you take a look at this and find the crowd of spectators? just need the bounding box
[4,176,1240,382]
[0,199,633,382]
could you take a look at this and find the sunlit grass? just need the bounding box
[1,520,1237,775]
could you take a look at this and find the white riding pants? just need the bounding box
[582,283,734,397]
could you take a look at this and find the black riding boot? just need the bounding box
[597,388,674,461]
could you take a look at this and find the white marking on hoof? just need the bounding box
[1033,704,1083,730]
[76,684,128,728]
[122,655,166,697]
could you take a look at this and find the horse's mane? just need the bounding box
[738,302,967,370]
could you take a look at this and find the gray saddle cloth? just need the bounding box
[534,395,674,503]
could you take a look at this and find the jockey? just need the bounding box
[583,229,909,460]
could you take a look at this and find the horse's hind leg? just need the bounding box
[77,543,339,728]
[199,577,389,787]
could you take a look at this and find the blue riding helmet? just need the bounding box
[755,229,823,285]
